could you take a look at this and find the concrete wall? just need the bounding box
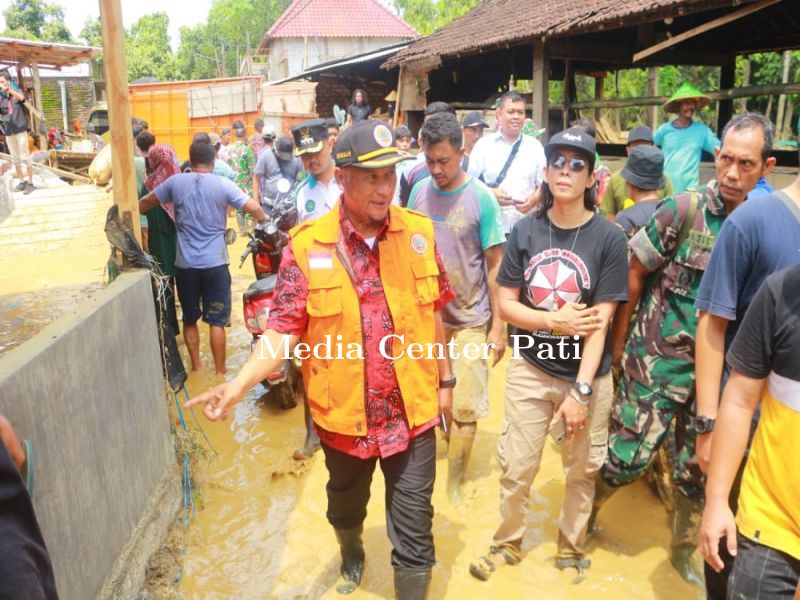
[0,271,177,599]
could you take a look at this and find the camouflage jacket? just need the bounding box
[622,181,728,403]
[227,141,255,197]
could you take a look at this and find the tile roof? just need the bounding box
[384,0,736,67]
[263,0,418,42]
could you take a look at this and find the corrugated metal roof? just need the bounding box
[266,41,409,85]
[384,0,740,67]
[264,0,418,41]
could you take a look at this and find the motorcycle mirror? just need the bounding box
[276,178,291,194]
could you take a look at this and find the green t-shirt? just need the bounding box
[600,169,674,216]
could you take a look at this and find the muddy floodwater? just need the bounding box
[2,187,704,599]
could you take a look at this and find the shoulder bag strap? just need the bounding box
[486,136,523,188]
[654,190,699,277]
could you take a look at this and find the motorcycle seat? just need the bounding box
[243,274,278,302]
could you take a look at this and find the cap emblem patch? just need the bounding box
[374,124,393,148]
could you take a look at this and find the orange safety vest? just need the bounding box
[290,205,441,436]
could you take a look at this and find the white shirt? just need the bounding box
[468,130,546,233]
[295,173,341,223]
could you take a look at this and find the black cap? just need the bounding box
[628,125,654,145]
[620,145,665,190]
[462,111,489,128]
[334,120,410,169]
[291,118,329,156]
[545,128,597,170]
[275,136,294,161]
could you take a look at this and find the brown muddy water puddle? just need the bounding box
[2,202,703,599]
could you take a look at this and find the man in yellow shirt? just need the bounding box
[700,264,800,599]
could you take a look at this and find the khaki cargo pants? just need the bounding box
[493,358,614,559]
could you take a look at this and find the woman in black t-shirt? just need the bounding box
[470,128,628,581]
[345,89,371,127]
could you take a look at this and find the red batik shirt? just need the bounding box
[266,205,453,459]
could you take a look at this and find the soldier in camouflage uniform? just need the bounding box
[591,113,776,587]
[227,120,256,231]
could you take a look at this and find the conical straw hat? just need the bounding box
[664,83,711,113]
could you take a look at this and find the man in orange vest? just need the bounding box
[186,120,454,599]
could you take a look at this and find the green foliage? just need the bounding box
[2,0,73,42]
[125,13,179,82]
[391,0,479,36]
[174,23,218,81]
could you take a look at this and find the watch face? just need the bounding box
[695,417,713,433]
[577,383,592,396]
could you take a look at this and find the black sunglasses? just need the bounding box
[549,154,588,172]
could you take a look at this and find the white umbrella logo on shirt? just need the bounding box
[529,260,582,311]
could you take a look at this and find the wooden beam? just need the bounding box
[549,41,631,64]
[99,0,141,245]
[532,40,549,142]
[0,151,92,182]
[30,60,48,150]
[393,65,403,129]
[646,66,659,130]
[718,56,736,132]
[568,82,800,110]
[593,75,605,123]
[562,59,570,130]
[633,0,781,63]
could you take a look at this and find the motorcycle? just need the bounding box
[239,179,304,410]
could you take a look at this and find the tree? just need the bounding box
[80,16,104,74]
[125,13,179,82]
[175,23,219,81]
[39,3,72,43]
[2,0,73,42]
[391,0,479,36]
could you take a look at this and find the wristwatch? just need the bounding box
[439,377,457,389]
[572,381,593,405]
[695,416,716,434]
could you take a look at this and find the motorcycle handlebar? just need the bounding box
[239,241,256,268]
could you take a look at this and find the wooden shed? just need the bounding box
[385,0,800,151]
[0,37,96,149]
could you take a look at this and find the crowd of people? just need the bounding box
[178,84,800,600]
[5,81,799,600]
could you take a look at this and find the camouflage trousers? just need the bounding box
[600,376,704,500]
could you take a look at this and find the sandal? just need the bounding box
[555,556,591,577]
[469,543,521,581]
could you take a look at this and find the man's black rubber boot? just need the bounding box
[334,525,365,595]
[394,566,431,600]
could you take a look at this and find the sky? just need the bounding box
[0,0,213,48]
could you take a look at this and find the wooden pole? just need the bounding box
[532,40,549,142]
[30,60,48,150]
[593,75,604,124]
[718,56,736,133]
[99,0,141,245]
[393,65,404,129]
[646,66,659,131]
[562,59,570,130]
[775,50,792,139]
